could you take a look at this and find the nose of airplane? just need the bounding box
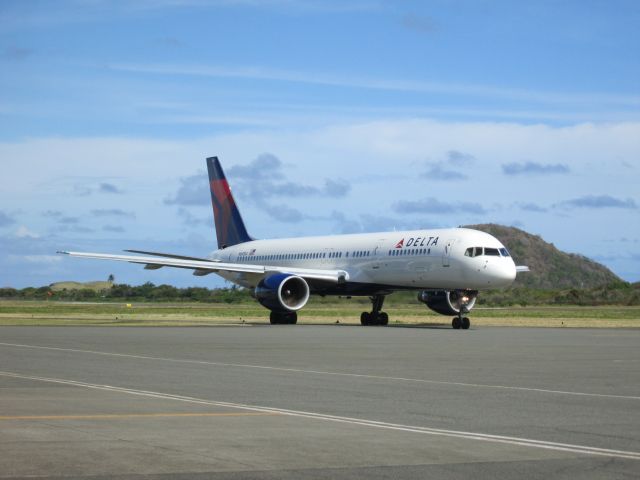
[490,259,517,287]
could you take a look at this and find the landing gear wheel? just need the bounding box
[270,311,297,325]
[361,295,388,326]
[461,317,470,329]
[452,317,461,329]
[270,311,282,325]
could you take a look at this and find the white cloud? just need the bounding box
[15,226,40,239]
[13,254,63,264]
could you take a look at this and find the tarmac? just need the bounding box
[0,325,639,479]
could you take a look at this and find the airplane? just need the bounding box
[59,157,529,329]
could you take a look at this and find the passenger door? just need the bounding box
[442,238,456,267]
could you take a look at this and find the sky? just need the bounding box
[0,0,639,288]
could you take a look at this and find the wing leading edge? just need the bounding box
[57,251,349,284]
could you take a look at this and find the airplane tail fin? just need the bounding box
[206,156,253,249]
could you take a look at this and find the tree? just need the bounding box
[108,274,115,283]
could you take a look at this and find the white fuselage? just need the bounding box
[210,227,516,292]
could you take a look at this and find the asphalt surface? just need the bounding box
[0,325,639,479]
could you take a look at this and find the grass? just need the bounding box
[0,299,638,328]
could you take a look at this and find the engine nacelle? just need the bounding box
[417,290,478,316]
[255,273,310,312]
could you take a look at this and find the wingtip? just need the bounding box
[57,250,69,255]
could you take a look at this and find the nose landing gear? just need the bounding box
[452,306,471,330]
[361,295,389,326]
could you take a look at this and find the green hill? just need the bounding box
[467,224,620,289]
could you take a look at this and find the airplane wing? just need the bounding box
[516,266,530,273]
[57,251,349,283]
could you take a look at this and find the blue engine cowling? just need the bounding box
[255,273,310,312]
[417,290,478,316]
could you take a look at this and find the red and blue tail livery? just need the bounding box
[206,156,253,249]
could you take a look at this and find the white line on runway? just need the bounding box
[1,370,639,461]
[0,342,638,401]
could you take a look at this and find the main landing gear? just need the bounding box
[361,295,389,326]
[270,311,298,325]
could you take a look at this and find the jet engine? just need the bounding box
[255,273,310,312]
[417,290,478,316]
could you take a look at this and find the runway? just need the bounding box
[1,325,638,479]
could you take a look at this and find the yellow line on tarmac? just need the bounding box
[0,412,280,420]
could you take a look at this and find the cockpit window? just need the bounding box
[485,247,500,256]
[499,248,510,257]
[465,247,484,257]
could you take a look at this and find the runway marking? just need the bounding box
[0,412,277,420]
[1,370,639,462]
[1,342,638,401]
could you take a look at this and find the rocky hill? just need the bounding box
[50,281,113,292]
[467,224,620,289]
